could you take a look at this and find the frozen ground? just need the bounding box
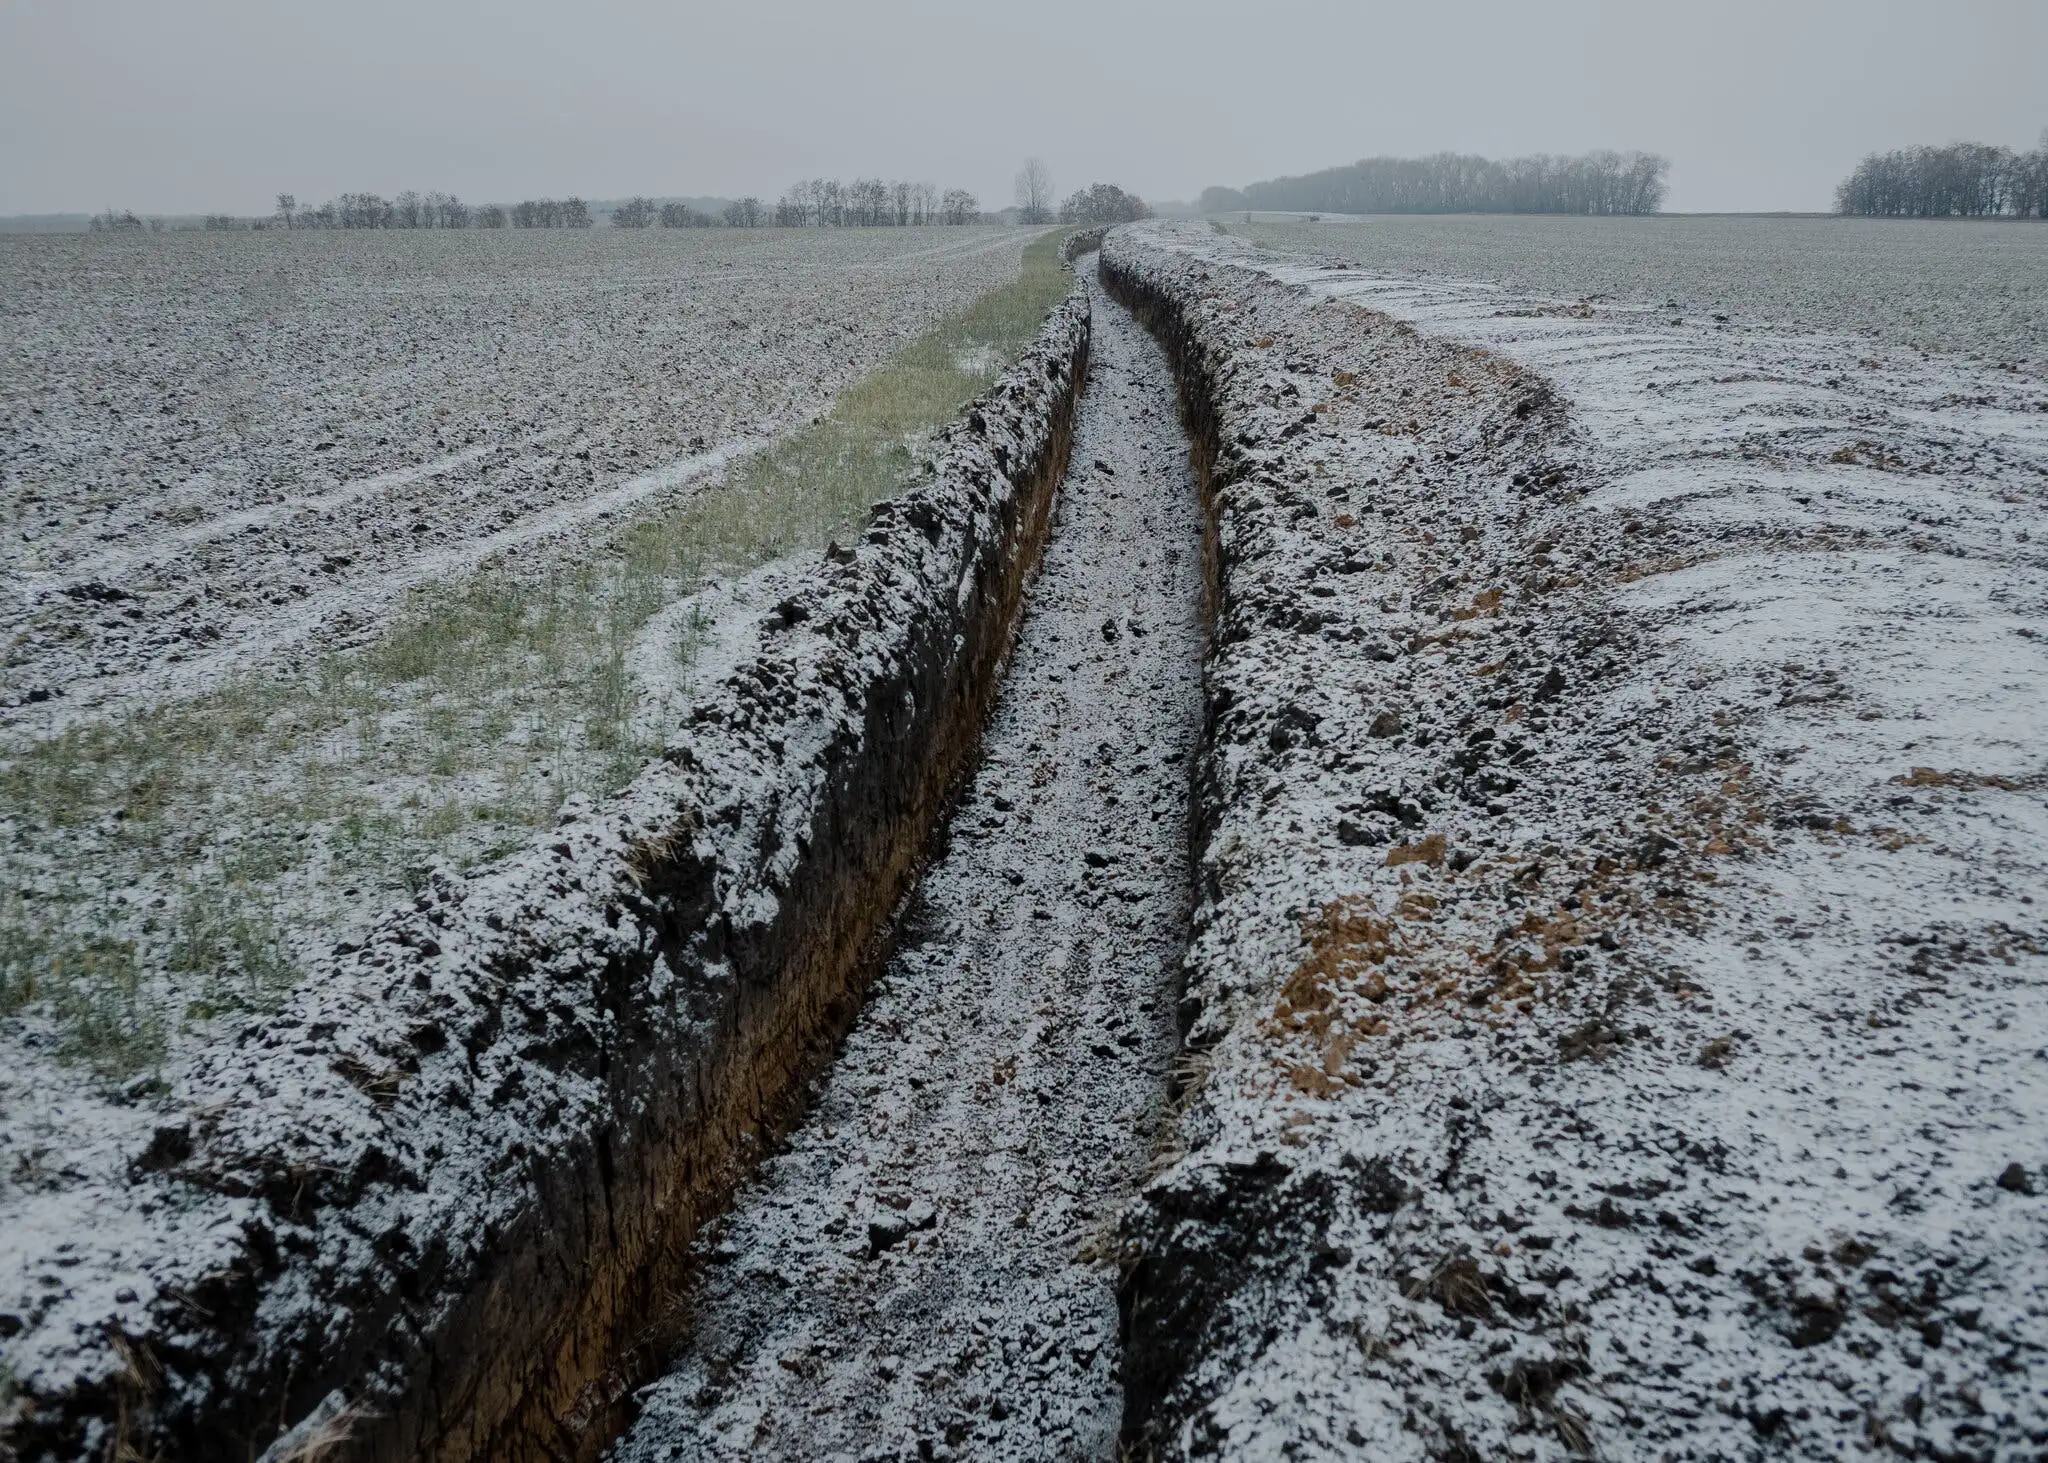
[612,258,1203,1462]
[1,226,1028,723]
[1105,221,2047,1458]
[1232,214,2048,381]
[7,208,2044,1459]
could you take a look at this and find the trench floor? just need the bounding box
[611,261,1203,1462]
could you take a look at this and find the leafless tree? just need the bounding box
[512,198,570,228]
[203,214,238,231]
[331,193,392,228]
[611,196,656,227]
[847,178,884,226]
[2020,130,2048,219]
[474,204,506,228]
[1015,158,1053,224]
[940,188,979,225]
[275,193,296,229]
[765,177,983,227]
[1835,139,2048,217]
[723,196,765,227]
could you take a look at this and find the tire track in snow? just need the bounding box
[11,432,571,597]
[10,434,764,734]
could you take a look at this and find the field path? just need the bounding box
[612,260,1201,1462]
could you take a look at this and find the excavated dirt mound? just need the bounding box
[1101,221,2047,1460]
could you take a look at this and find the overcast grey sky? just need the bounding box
[2,0,2042,216]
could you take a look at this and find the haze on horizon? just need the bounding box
[1,0,2043,218]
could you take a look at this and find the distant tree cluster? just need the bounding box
[773,178,979,227]
[612,197,766,228]
[1059,183,1149,224]
[1201,150,1670,216]
[1834,136,2048,217]
[276,190,479,229]
[98,174,1010,240]
[507,197,591,228]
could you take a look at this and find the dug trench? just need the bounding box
[606,253,1206,1461]
[5,235,1134,1463]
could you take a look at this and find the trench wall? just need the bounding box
[1097,224,1583,1453]
[9,235,1099,1463]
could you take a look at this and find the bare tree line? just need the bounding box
[265,185,978,230]
[1200,150,1670,216]
[91,172,1009,236]
[88,209,153,233]
[1835,135,2048,217]
[606,196,768,227]
[506,197,591,228]
[267,191,497,229]
[772,178,982,227]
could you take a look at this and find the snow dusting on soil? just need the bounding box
[1,251,1092,1461]
[6,208,2044,1463]
[1,227,1028,724]
[1103,221,2046,1460]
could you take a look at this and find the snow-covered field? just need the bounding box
[3,227,1027,724]
[0,226,1031,1068]
[1104,220,2047,1459]
[0,226,1047,1426]
[1231,213,2048,381]
[6,208,2044,1461]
